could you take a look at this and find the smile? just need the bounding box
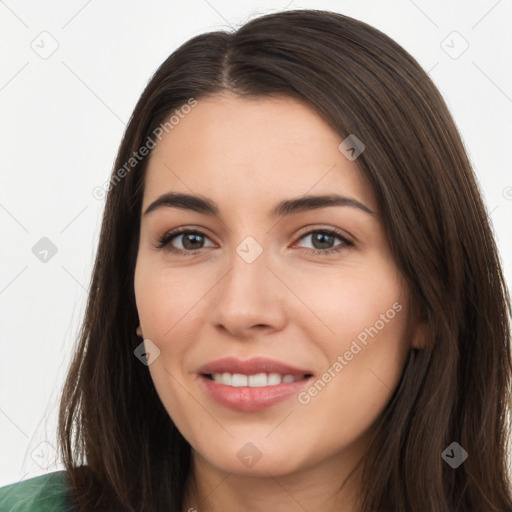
[197,357,314,412]
[205,372,305,387]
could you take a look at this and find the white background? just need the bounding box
[1,0,511,486]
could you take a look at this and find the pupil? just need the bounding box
[313,233,333,249]
[183,233,203,250]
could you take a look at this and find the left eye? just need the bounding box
[295,229,353,255]
[156,228,353,255]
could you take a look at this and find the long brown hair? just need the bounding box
[58,9,512,511]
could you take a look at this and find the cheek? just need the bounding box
[134,262,205,396]
[134,258,208,341]
[295,258,406,344]
[296,263,409,423]
[137,275,200,435]
[292,319,410,469]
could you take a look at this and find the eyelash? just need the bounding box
[155,227,354,256]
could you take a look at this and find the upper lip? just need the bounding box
[198,357,313,377]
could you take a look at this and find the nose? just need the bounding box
[208,244,288,339]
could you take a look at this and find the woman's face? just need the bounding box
[134,92,422,479]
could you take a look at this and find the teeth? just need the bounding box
[248,373,267,387]
[211,372,303,387]
[231,374,248,387]
[267,373,282,385]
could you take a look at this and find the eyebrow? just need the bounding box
[143,192,375,218]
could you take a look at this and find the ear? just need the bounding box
[409,299,429,351]
[411,317,428,350]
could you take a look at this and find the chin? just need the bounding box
[191,436,311,477]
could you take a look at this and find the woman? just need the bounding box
[1,8,511,512]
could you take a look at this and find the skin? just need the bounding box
[134,92,425,512]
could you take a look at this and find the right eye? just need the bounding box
[156,228,216,254]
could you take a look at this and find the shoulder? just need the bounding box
[0,471,73,512]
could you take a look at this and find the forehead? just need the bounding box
[143,92,376,215]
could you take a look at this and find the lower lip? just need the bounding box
[199,374,312,411]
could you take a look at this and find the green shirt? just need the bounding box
[0,471,73,511]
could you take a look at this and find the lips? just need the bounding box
[197,357,314,411]
[197,356,312,377]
